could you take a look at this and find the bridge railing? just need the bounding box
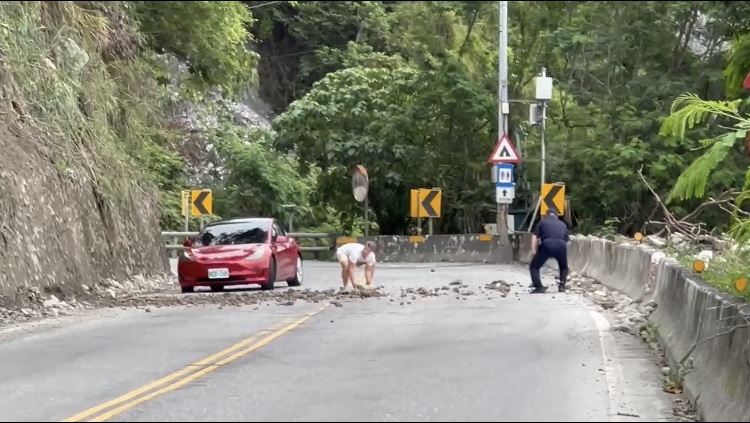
[161,232,336,260]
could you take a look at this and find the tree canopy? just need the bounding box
[21,0,750,238]
[248,1,750,236]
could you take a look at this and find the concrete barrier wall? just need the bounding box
[566,237,655,300]
[334,234,516,264]
[551,234,750,422]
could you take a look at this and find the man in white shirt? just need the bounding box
[336,241,377,289]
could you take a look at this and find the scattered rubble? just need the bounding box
[0,272,535,329]
[0,273,175,328]
[484,280,512,297]
[546,268,656,337]
[115,286,389,309]
[0,281,395,327]
[393,280,517,302]
[636,232,725,268]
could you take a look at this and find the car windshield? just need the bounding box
[197,221,269,246]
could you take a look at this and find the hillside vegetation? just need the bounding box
[251,1,750,237]
[5,0,750,243]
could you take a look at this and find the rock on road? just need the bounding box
[0,262,677,422]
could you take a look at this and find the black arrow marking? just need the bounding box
[193,191,211,215]
[498,146,511,157]
[421,190,439,217]
[543,185,563,214]
[502,189,508,196]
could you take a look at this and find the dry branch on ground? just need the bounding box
[637,165,739,242]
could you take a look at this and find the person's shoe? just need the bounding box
[558,283,566,293]
[530,286,547,294]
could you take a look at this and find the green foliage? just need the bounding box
[500,1,750,233]
[660,94,744,140]
[134,141,188,230]
[678,250,750,302]
[724,35,750,98]
[212,125,311,223]
[659,94,745,202]
[0,1,168,207]
[594,218,621,240]
[668,132,739,202]
[660,36,750,300]
[132,1,259,97]
[267,1,504,234]
[275,65,426,234]
[263,1,750,234]
[16,0,750,245]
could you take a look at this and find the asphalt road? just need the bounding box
[0,261,677,422]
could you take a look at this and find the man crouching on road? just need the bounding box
[529,210,570,294]
[336,241,377,289]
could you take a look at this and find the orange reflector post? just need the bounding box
[735,277,748,292]
[692,260,706,273]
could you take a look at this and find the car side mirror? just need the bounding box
[182,238,193,248]
[275,235,288,243]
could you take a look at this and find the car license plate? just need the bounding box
[208,268,230,279]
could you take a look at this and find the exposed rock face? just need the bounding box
[0,121,169,308]
[158,54,275,187]
[0,17,275,314]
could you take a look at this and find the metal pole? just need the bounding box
[183,192,190,232]
[417,191,422,236]
[499,1,509,136]
[282,204,296,233]
[364,196,369,238]
[497,0,510,244]
[540,67,547,189]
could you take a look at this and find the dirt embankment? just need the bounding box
[0,2,174,312]
[0,119,170,309]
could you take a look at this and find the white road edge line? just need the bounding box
[588,308,631,422]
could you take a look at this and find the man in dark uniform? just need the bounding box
[529,210,570,294]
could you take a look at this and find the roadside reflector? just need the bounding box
[692,260,706,273]
[735,277,748,292]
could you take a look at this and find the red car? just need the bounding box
[177,217,303,293]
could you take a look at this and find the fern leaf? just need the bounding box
[666,132,737,203]
[659,94,742,139]
[729,218,750,247]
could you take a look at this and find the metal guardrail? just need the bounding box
[161,231,335,259]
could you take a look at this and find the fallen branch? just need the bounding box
[679,323,750,366]
[682,191,737,222]
[719,202,750,218]
[637,165,739,241]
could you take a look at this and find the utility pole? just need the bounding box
[539,67,547,189]
[526,68,553,231]
[496,0,510,245]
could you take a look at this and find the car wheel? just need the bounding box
[181,286,194,294]
[210,285,225,292]
[261,257,276,291]
[287,255,303,287]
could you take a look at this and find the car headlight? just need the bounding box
[245,249,264,261]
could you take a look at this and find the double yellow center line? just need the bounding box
[61,305,329,422]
